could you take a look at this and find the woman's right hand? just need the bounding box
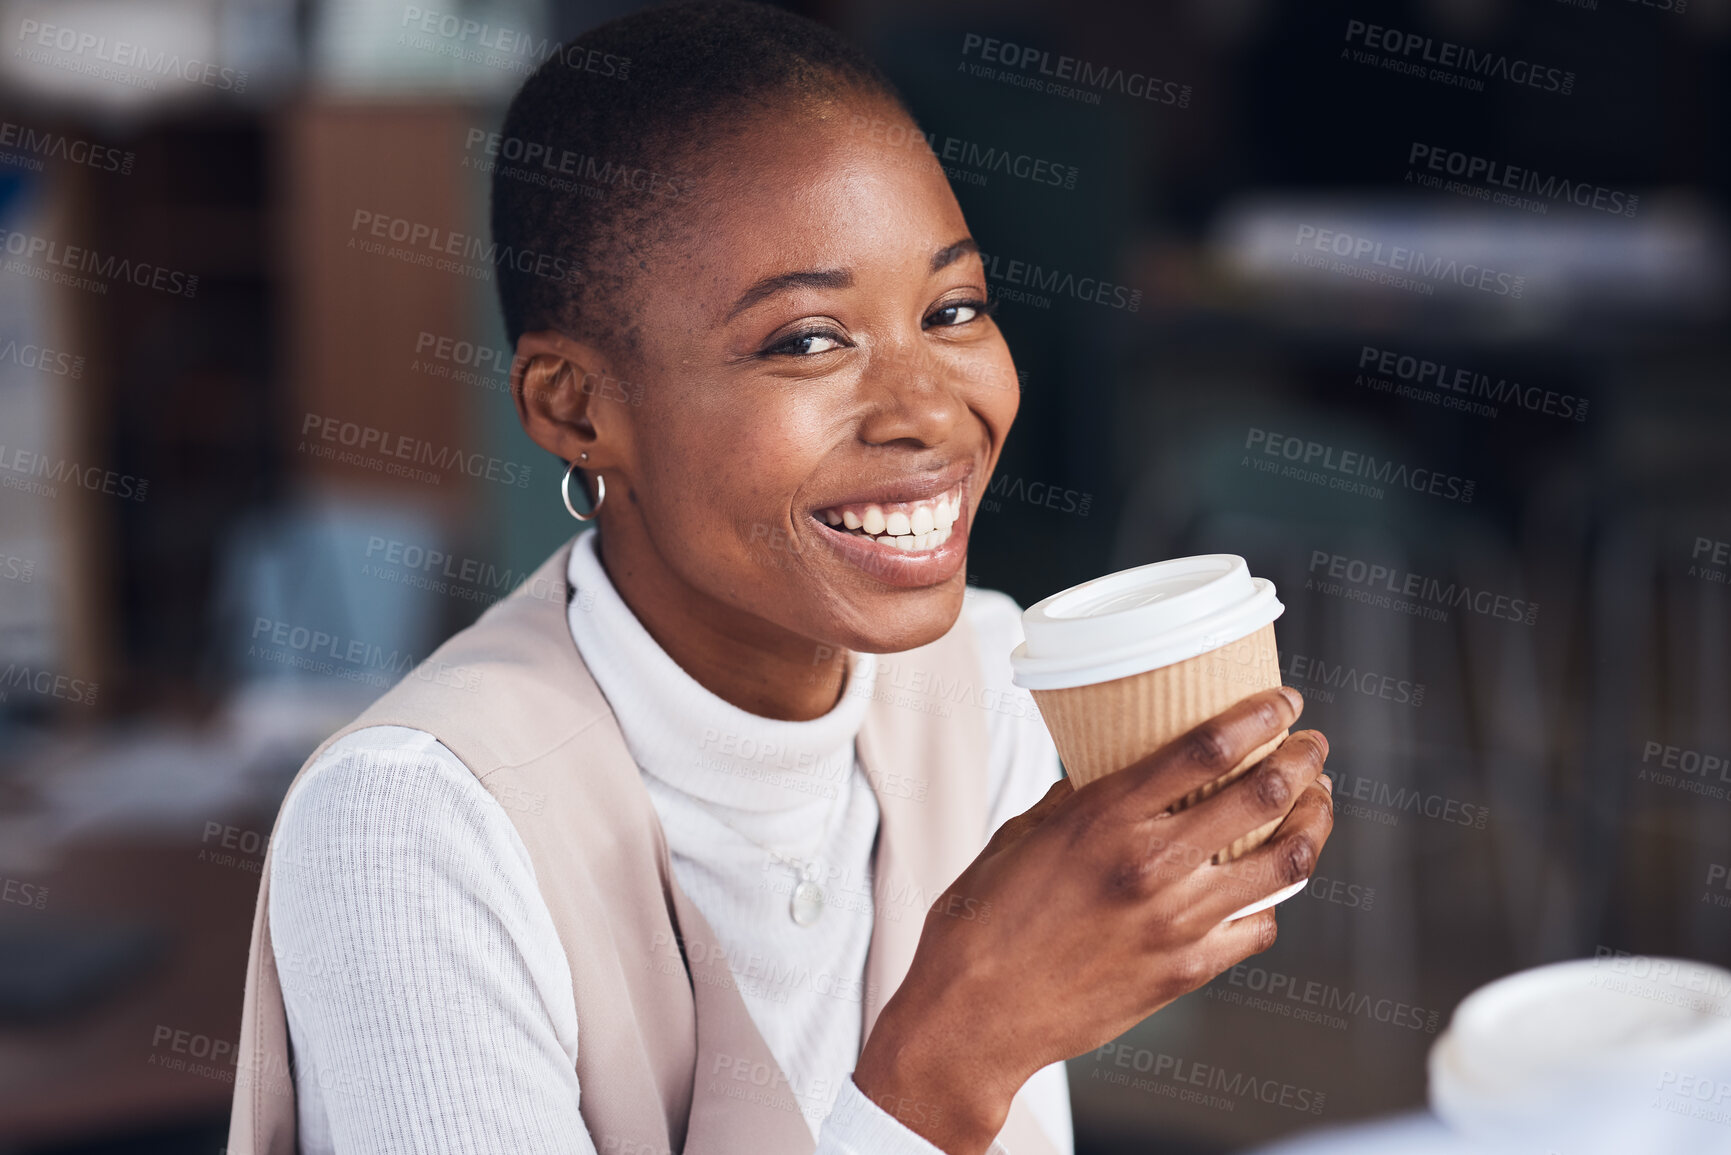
[852,685,1333,1155]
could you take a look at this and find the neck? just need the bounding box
[593,525,848,723]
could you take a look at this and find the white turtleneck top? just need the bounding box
[268,530,1073,1154]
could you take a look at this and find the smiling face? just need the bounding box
[515,90,1019,711]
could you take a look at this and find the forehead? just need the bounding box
[660,97,971,315]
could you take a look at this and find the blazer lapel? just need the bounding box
[856,617,991,1047]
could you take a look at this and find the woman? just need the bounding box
[229,4,1335,1153]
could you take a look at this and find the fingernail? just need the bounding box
[1320,773,1333,794]
[1277,685,1302,711]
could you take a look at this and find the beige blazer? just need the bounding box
[226,534,1061,1154]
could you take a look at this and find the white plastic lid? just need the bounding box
[1224,877,1307,923]
[1009,555,1284,691]
[1428,957,1731,1154]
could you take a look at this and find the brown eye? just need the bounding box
[925,298,995,328]
[776,333,843,355]
[764,328,848,357]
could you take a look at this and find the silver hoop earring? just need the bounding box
[562,457,605,522]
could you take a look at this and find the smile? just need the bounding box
[811,484,964,553]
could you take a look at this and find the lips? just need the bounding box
[804,467,974,588]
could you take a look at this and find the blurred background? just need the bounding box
[0,0,1728,1151]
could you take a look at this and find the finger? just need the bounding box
[1158,908,1281,999]
[1173,780,1335,930]
[1151,730,1329,871]
[1097,686,1304,819]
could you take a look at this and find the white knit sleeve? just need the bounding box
[268,726,592,1155]
[820,1076,1015,1154]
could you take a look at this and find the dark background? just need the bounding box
[0,0,1726,1151]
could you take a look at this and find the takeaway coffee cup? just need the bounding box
[1427,956,1731,1154]
[1009,555,1303,920]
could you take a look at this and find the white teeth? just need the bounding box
[818,487,963,550]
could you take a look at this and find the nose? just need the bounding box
[854,336,970,450]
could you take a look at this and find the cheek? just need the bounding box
[970,349,1022,450]
[639,387,829,545]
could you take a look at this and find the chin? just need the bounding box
[819,576,968,656]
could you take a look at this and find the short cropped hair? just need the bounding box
[490,0,905,357]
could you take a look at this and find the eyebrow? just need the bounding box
[930,237,979,273]
[724,236,981,321]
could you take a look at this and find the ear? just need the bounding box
[510,330,634,468]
